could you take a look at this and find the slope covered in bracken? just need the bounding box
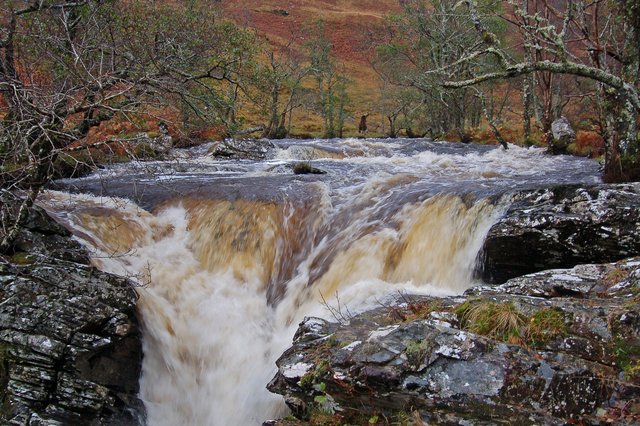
[222,1,399,62]
[222,0,401,120]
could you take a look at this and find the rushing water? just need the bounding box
[40,138,600,425]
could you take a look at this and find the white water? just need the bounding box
[42,138,600,425]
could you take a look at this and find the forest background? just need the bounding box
[0,0,638,216]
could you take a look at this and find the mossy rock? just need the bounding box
[132,142,160,159]
[10,252,35,265]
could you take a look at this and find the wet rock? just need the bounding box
[292,163,327,175]
[481,183,640,283]
[209,138,275,160]
[0,203,144,425]
[267,258,640,425]
[550,116,575,154]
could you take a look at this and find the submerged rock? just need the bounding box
[267,258,640,425]
[481,183,640,283]
[0,204,144,425]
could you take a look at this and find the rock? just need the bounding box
[271,9,289,16]
[267,258,640,425]
[480,183,640,284]
[0,203,144,425]
[209,138,275,160]
[550,116,575,154]
[292,163,327,175]
[153,121,173,153]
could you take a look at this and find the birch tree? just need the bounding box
[443,0,639,181]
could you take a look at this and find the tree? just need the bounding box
[305,21,351,139]
[0,0,243,251]
[441,0,639,181]
[373,0,505,139]
[253,38,309,139]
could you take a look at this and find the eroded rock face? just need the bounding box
[0,205,144,425]
[481,183,640,284]
[267,259,640,425]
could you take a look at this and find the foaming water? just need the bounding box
[41,138,601,425]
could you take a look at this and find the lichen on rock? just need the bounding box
[0,204,144,425]
[267,258,640,425]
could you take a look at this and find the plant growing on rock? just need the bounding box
[526,307,569,347]
[456,300,527,343]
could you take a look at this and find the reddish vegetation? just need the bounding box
[222,1,399,63]
[574,131,605,157]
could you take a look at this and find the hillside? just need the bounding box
[222,0,402,134]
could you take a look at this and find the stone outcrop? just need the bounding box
[209,138,275,160]
[550,116,576,154]
[0,205,144,425]
[480,183,640,283]
[267,259,640,425]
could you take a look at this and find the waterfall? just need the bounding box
[41,138,600,425]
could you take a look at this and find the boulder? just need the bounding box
[292,163,327,175]
[267,259,640,425]
[0,204,144,425]
[480,183,640,284]
[209,138,275,160]
[550,116,575,154]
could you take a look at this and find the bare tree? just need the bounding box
[305,21,351,139]
[0,0,243,251]
[371,0,506,140]
[255,37,309,139]
[440,0,639,181]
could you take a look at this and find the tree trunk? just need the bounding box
[522,76,533,142]
[603,89,639,182]
[387,116,397,138]
[263,84,281,139]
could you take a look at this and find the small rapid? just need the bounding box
[41,138,601,425]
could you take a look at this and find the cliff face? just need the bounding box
[0,205,144,425]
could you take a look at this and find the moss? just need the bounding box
[612,337,640,373]
[603,266,631,287]
[133,142,160,159]
[625,359,640,380]
[404,340,430,366]
[10,252,35,265]
[404,300,445,322]
[527,308,569,347]
[326,334,339,348]
[299,372,315,390]
[300,360,331,391]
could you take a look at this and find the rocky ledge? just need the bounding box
[0,205,144,425]
[267,259,640,425]
[480,183,640,283]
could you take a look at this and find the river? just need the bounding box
[39,138,600,425]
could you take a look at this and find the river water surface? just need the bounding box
[40,138,600,425]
